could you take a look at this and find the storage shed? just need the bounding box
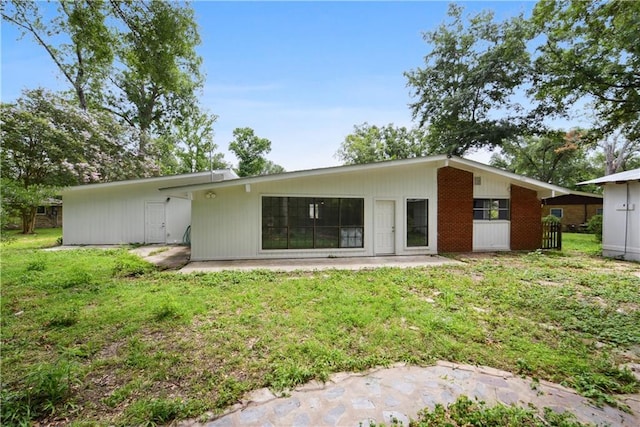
[62,170,237,245]
[580,169,640,261]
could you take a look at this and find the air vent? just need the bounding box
[474,176,482,186]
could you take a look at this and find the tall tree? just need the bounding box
[336,122,429,165]
[106,0,203,161]
[174,106,227,173]
[531,0,640,142]
[2,0,206,175]
[228,128,283,177]
[489,131,598,189]
[1,89,138,233]
[405,4,533,156]
[1,0,114,111]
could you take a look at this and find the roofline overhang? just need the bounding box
[61,169,237,194]
[160,155,571,197]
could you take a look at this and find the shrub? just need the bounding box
[542,214,561,225]
[587,214,603,242]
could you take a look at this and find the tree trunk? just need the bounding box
[21,207,36,234]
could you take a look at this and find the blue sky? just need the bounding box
[1,1,538,171]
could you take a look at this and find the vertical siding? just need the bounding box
[191,164,439,260]
[63,184,191,245]
[473,175,510,198]
[473,222,510,250]
[602,182,640,261]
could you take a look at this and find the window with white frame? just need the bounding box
[473,199,510,220]
[550,208,563,218]
[36,206,46,215]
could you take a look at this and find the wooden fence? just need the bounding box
[542,220,562,250]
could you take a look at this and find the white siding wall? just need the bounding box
[472,174,511,250]
[63,184,191,245]
[191,164,439,260]
[602,182,640,261]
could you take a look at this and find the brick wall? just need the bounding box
[437,167,473,252]
[510,185,541,250]
[542,204,602,230]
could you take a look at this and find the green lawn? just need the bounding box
[1,230,638,425]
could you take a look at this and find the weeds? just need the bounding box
[0,360,78,425]
[411,395,588,426]
[1,231,638,425]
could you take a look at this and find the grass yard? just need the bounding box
[1,230,639,425]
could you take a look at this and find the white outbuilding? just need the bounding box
[61,170,237,245]
[580,168,640,261]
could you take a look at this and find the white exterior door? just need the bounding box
[145,202,166,243]
[375,200,395,254]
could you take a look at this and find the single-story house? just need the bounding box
[63,156,574,259]
[35,198,63,228]
[542,192,603,231]
[580,168,640,262]
[61,170,238,245]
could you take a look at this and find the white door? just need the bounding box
[145,202,166,243]
[375,200,395,254]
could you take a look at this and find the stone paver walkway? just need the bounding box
[182,362,639,427]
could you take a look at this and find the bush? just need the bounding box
[542,214,561,225]
[588,214,603,242]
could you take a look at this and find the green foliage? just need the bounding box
[112,253,155,277]
[587,215,603,242]
[2,1,207,174]
[405,4,532,156]
[532,0,640,143]
[542,214,561,225]
[411,395,587,426]
[490,133,599,189]
[229,127,283,176]
[174,105,227,173]
[0,360,79,425]
[1,229,637,425]
[336,122,430,165]
[120,397,205,427]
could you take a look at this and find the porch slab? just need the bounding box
[179,255,460,273]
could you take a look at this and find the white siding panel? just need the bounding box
[191,164,440,260]
[63,183,191,245]
[602,182,640,261]
[473,175,510,198]
[473,221,510,251]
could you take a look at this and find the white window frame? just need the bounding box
[550,208,563,218]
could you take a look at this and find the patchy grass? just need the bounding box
[1,230,639,425]
[408,395,588,427]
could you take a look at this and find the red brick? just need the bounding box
[438,167,473,252]
[510,185,542,250]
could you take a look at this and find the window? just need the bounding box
[550,208,563,218]
[407,199,428,247]
[473,199,510,220]
[262,197,364,250]
[596,208,603,215]
[36,206,46,215]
